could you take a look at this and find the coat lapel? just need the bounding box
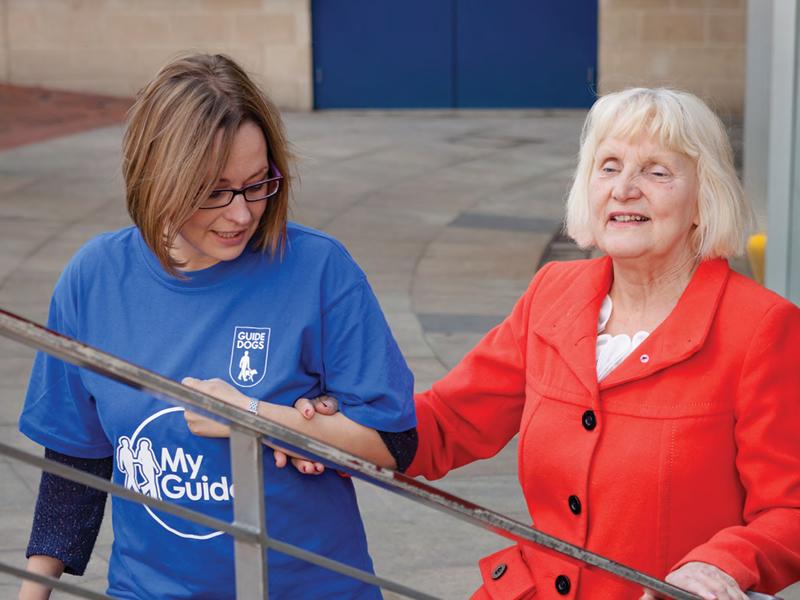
[531,257,613,399]
[599,258,731,390]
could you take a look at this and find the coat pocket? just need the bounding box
[470,544,537,600]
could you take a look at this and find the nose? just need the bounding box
[222,193,255,224]
[612,170,643,202]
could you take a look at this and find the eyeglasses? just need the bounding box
[198,165,283,210]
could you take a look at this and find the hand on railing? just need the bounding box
[641,561,748,599]
[181,377,326,476]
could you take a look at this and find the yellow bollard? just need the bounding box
[747,233,767,284]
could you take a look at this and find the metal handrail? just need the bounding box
[0,308,783,600]
[0,442,436,600]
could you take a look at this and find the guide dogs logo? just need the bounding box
[229,326,270,388]
[116,407,232,540]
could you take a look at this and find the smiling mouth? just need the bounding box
[610,215,650,223]
[213,230,245,239]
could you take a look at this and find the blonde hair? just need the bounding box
[565,87,753,258]
[123,53,292,274]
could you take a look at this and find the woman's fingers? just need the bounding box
[663,562,748,600]
[268,443,324,474]
[182,377,252,414]
[293,395,339,418]
[183,409,231,437]
[273,448,288,468]
[272,448,289,469]
[312,395,339,415]
[182,377,240,400]
[290,457,325,475]
[181,377,242,435]
[294,397,316,419]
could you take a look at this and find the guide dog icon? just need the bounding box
[229,326,270,388]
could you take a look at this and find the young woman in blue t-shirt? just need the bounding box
[19,53,416,600]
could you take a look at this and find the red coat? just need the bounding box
[408,257,800,599]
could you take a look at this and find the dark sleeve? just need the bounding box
[26,448,113,576]
[377,427,418,473]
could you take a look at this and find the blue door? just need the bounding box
[311,0,454,109]
[312,1,597,109]
[455,0,597,108]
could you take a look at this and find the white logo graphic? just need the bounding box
[229,326,270,388]
[117,407,234,540]
[116,436,162,499]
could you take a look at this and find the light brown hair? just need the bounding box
[123,53,291,274]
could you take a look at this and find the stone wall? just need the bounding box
[599,0,747,117]
[0,0,312,109]
[0,0,748,114]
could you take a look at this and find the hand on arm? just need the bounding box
[181,378,395,470]
[294,395,339,418]
[182,379,325,474]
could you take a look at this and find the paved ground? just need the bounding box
[0,88,796,599]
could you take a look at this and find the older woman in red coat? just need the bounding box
[298,88,800,598]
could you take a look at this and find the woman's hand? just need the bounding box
[182,377,247,438]
[640,562,747,600]
[181,377,325,475]
[269,395,340,471]
[294,395,339,419]
[183,405,233,437]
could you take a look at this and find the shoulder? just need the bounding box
[286,222,354,257]
[720,268,800,327]
[285,222,365,278]
[502,257,610,332]
[67,227,136,268]
[56,227,138,291]
[527,257,609,301]
[533,257,605,286]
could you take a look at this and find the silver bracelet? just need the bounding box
[247,397,259,415]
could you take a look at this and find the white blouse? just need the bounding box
[596,295,650,382]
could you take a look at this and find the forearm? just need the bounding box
[25,449,111,582]
[181,378,401,468]
[19,555,64,600]
[257,402,396,468]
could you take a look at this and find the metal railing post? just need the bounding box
[230,427,268,599]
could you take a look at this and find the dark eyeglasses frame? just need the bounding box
[198,164,283,210]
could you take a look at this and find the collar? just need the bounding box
[531,257,731,395]
[600,257,730,389]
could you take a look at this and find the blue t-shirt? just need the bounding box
[20,224,415,599]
